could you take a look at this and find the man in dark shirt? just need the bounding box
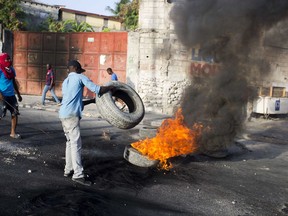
[41,64,60,106]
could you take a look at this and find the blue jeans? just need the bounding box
[41,85,60,105]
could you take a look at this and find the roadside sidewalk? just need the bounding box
[18,95,101,118]
[18,95,171,126]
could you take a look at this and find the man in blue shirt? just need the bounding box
[59,60,113,186]
[106,67,118,81]
[0,53,22,139]
[106,67,126,110]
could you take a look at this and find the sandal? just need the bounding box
[10,134,21,139]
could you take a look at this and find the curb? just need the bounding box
[19,104,57,112]
[18,103,101,118]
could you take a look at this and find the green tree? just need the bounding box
[0,0,25,30]
[64,20,94,32]
[43,17,94,33]
[119,0,139,30]
[102,27,111,32]
[43,16,66,32]
[106,0,131,16]
[106,0,139,30]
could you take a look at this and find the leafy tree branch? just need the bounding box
[106,0,139,30]
[0,0,25,31]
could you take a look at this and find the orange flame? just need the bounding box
[131,108,202,170]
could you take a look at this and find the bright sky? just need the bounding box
[38,0,119,16]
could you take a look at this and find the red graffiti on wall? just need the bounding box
[190,62,219,76]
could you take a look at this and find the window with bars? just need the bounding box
[257,86,287,97]
[103,18,108,29]
[272,87,285,97]
[75,14,86,23]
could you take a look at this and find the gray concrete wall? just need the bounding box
[128,0,288,115]
[127,0,190,115]
[21,1,59,19]
[21,1,59,31]
[261,46,288,91]
[261,22,288,91]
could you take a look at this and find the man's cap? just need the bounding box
[67,60,85,73]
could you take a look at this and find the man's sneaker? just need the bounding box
[64,170,73,178]
[72,177,92,186]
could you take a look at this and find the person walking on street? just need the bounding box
[41,64,60,106]
[106,67,126,110]
[0,53,22,139]
[106,67,118,81]
[59,60,114,186]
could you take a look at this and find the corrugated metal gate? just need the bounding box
[13,31,127,98]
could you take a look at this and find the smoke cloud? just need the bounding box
[170,0,288,153]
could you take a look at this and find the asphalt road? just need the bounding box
[0,108,287,216]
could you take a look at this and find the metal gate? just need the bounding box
[13,31,128,98]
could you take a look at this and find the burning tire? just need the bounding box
[139,126,158,139]
[96,81,145,129]
[123,145,159,167]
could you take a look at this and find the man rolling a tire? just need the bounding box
[59,60,114,186]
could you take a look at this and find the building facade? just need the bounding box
[4,0,288,115]
[127,0,288,115]
[20,1,122,32]
[59,8,123,32]
[21,0,59,31]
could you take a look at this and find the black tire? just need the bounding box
[139,126,158,139]
[96,81,145,129]
[124,145,159,167]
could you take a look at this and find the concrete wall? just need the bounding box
[62,11,75,21]
[107,20,122,30]
[86,16,104,28]
[21,1,59,31]
[127,0,190,114]
[261,46,288,92]
[127,0,288,115]
[260,23,288,93]
[21,1,59,19]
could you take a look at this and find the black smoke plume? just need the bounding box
[170,0,288,153]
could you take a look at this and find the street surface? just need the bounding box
[0,107,287,216]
